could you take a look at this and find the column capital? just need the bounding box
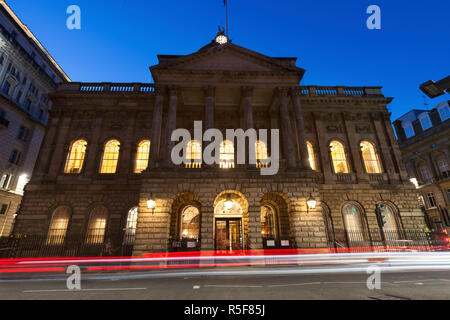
[290,87,302,96]
[168,85,178,96]
[241,86,254,97]
[203,86,216,97]
[154,85,166,96]
[277,87,290,98]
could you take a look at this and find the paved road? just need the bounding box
[1,267,450,300]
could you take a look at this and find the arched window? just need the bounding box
[379,204,399,240]
[64,139,87,174]
[342,203,367,246]
[330,141,349,173]
[86,206,108,244]
[186,140,202,168]
[261,205,277,239]
[46,206,71,244]
[360,141,382,173]
[436,156,449,176]
[123,207,138,244]
[418,163,431,184]
[135,140,150,173]
[220,140,235,168]
[255,140,268,168]
[100,139,120,173]
[307,141,316,170]
[180,205,200,240]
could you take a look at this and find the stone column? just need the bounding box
[165,86,178,167]
[200,203,214,250]
[34,110,61,178]
[291,87,311,169]
[278,88,297,168]
[47,111,72,177]
[247,204,263,250]
[204,86,215,130]
[149,86,164,168]
[242,86,254,130]
[84,114,104,176]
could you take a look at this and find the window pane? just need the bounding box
[330,141,349,173]
[186,140,202,168]
[180,206,200,240]
[360,141,382,173]
[261,205,276,238]
[46,206,70,244]
[86,206,107,243]
[100,140,120,173]
[64,140,87,174]
[307,142,316,170]
[220,140,234,168]
[135,140,150,173]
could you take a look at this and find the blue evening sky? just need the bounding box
[7,0,450,120]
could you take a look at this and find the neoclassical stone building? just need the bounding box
[13,34,426,255]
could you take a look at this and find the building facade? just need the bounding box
[0,2,69,236]
[393,101,450,232]
[13,34,426,255]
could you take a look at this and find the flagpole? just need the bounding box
[225,0,228,37]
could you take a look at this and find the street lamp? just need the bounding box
[147,199,156,214]
[306,193,317,213]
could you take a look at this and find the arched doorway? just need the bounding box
[214,192,247,251]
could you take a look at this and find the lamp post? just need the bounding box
[306,193,317,214]
[147,198,156,214]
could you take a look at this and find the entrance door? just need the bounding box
[215,218,242,251]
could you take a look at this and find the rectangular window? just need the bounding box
[404,124,415,138]
[2,81,11,95]
[420,116,432,131]
[0,204,8,215]
[447,189,450,202]
[438,105,450,121]
[16,90,22,103]
[17,126,29,141]
[0,174,11,189]
[24,99,32,110]
[427,192,436,208]
[37,108,44,120]
[8,150,21,165]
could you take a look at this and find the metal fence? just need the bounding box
[0,229,137,258]
[0,228,447,258]
[328,229,449,253]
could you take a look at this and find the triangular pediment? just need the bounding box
[151,42,305,81]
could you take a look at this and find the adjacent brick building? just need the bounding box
[0,2,69,236]
[13,33,427,255]
[393,101,450,232]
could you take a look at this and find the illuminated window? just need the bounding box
[86,206,107,244]
[220,140,234,168]
[261,205,277,239]
[360,141,382,174]
[379,204,398,239]
[186,140,202,168]
[330,141,349,173]
[123,207,138,244]
[135,140,150,173]
[100,139,120,173]
[255,140,268,168]
[180,206,200,240]
[342,204,362,232]
[64,139,87,174]
[307,141,316,170]
[46,206,70,244]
